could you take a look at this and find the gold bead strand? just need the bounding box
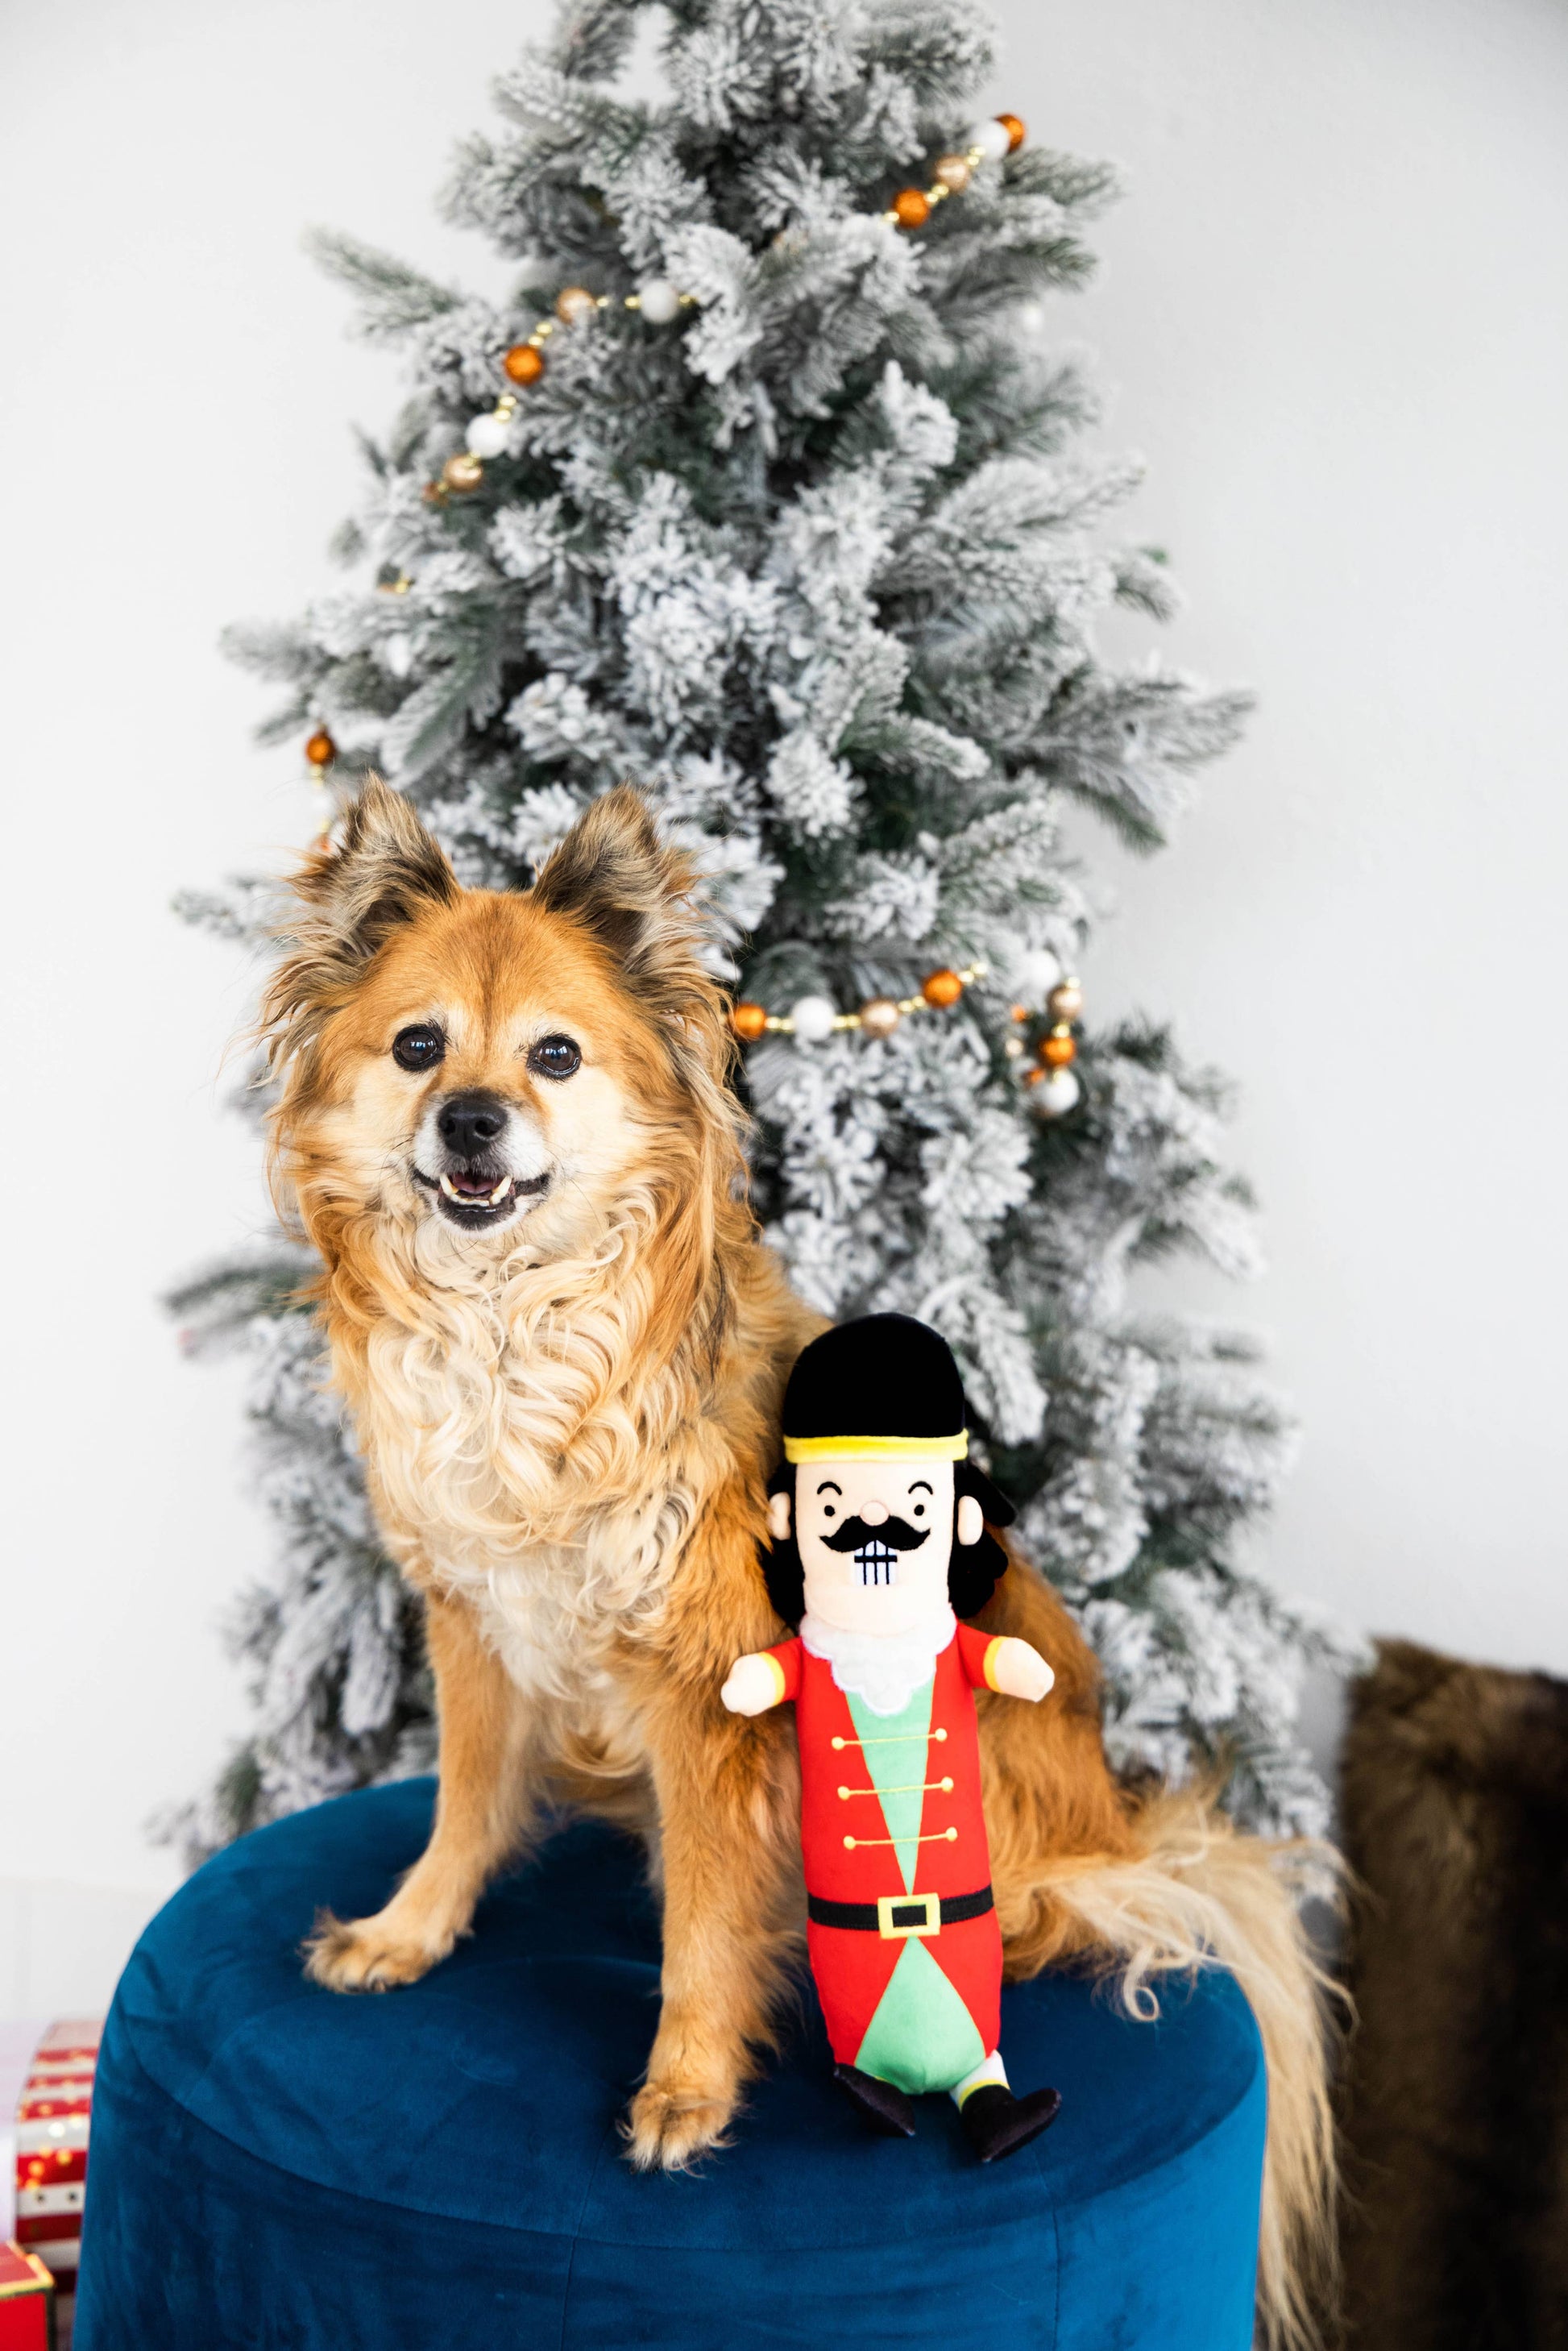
[428,117,1025,500]
[881,113,1027,232]
[432,278,697,498]
[730,964,988,1043]
[1023,975,1085,1119]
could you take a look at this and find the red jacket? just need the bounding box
[766,1623,1008,2075]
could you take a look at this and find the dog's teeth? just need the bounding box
[438,1171,513,1209]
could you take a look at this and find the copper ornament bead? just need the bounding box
[1039,1028,1078,1070]
[933,152,973,193]
[555,285,597,326]
[503,343,545,385]
[1046,978,1084,1024]
[304,728,336,769]
[920,967,964,1008]
[442,452,484,493]
[859,997,902,1039]
[731,1001,768,1042]
[891,187,931,229]
[997,112,1027,152]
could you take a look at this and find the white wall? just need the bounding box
[1026,0,1568,1679]
[2,0,1566,2014]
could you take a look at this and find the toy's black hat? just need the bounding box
[782,1313,966,1459]
[780,1315,1013,1525]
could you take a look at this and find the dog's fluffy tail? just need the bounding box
[1009,1785,1340,2351]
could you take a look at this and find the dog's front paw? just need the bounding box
[624,2078,736,2172]
[303,1907,454,1993]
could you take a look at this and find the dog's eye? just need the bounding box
[392,1024,445,1072]
[529,1034,582,1081]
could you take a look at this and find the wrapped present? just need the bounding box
[14,2025,99,2298]
[0,2242,54,2351]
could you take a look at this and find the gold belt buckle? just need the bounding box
[877,1890,940,1940]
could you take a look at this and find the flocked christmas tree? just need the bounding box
[168,0,1342,1862]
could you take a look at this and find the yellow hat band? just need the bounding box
[782,1431,969,1464]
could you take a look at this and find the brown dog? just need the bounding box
[263,779,1334,2345]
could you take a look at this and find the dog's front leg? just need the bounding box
[626,1697,799,2170]
[305,1586,533,1992]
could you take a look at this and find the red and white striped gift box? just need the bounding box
[14,2024,100,2291]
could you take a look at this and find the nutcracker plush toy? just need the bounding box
[723,1314,1063,2162]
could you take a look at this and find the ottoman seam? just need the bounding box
[558,2103,620,2349]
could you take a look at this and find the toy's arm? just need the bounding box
[722,1638,802,1717]
[956,1622,1055,1704]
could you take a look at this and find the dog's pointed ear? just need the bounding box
[263,777,458,1057]
[297,775,458,964]
[530,786,703,1002]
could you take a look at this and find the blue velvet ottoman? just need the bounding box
[75,1780,1263,2349]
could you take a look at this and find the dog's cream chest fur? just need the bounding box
[343,1240,713,1705]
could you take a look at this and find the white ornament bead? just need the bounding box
[969,118,1012,163]
[1014,946,1063,1003]
[382,633,413,679]
[636,277,682,325]
[1035,1067,1081,1119]
[790,995,838,1045]
[466,412,512,459]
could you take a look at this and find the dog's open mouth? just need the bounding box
[413,1166,550,1228]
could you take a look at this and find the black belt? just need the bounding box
[807,1885,993,1939]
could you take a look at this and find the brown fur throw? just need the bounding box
[1339,1639,1568,2347]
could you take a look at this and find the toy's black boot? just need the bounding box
[834,2064,917,2137]
[959,2083,1062,2163]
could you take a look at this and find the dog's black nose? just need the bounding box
[436,1091,508,1158]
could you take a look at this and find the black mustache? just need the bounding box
[820,1516,931,1554]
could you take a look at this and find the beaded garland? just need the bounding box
[877,110,1026,232]
[429,112,1028,499]
[432,279,695,499]
[729,962,987,1045]
[730,947,1085,1121]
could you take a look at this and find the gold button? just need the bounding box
[831,1736,845,1750]
[933,1727,948,1742]
[837,1785,850,1800]
[941,1776,954,1792]
[945,1826,957,1841]
[844,1835,857,1850]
